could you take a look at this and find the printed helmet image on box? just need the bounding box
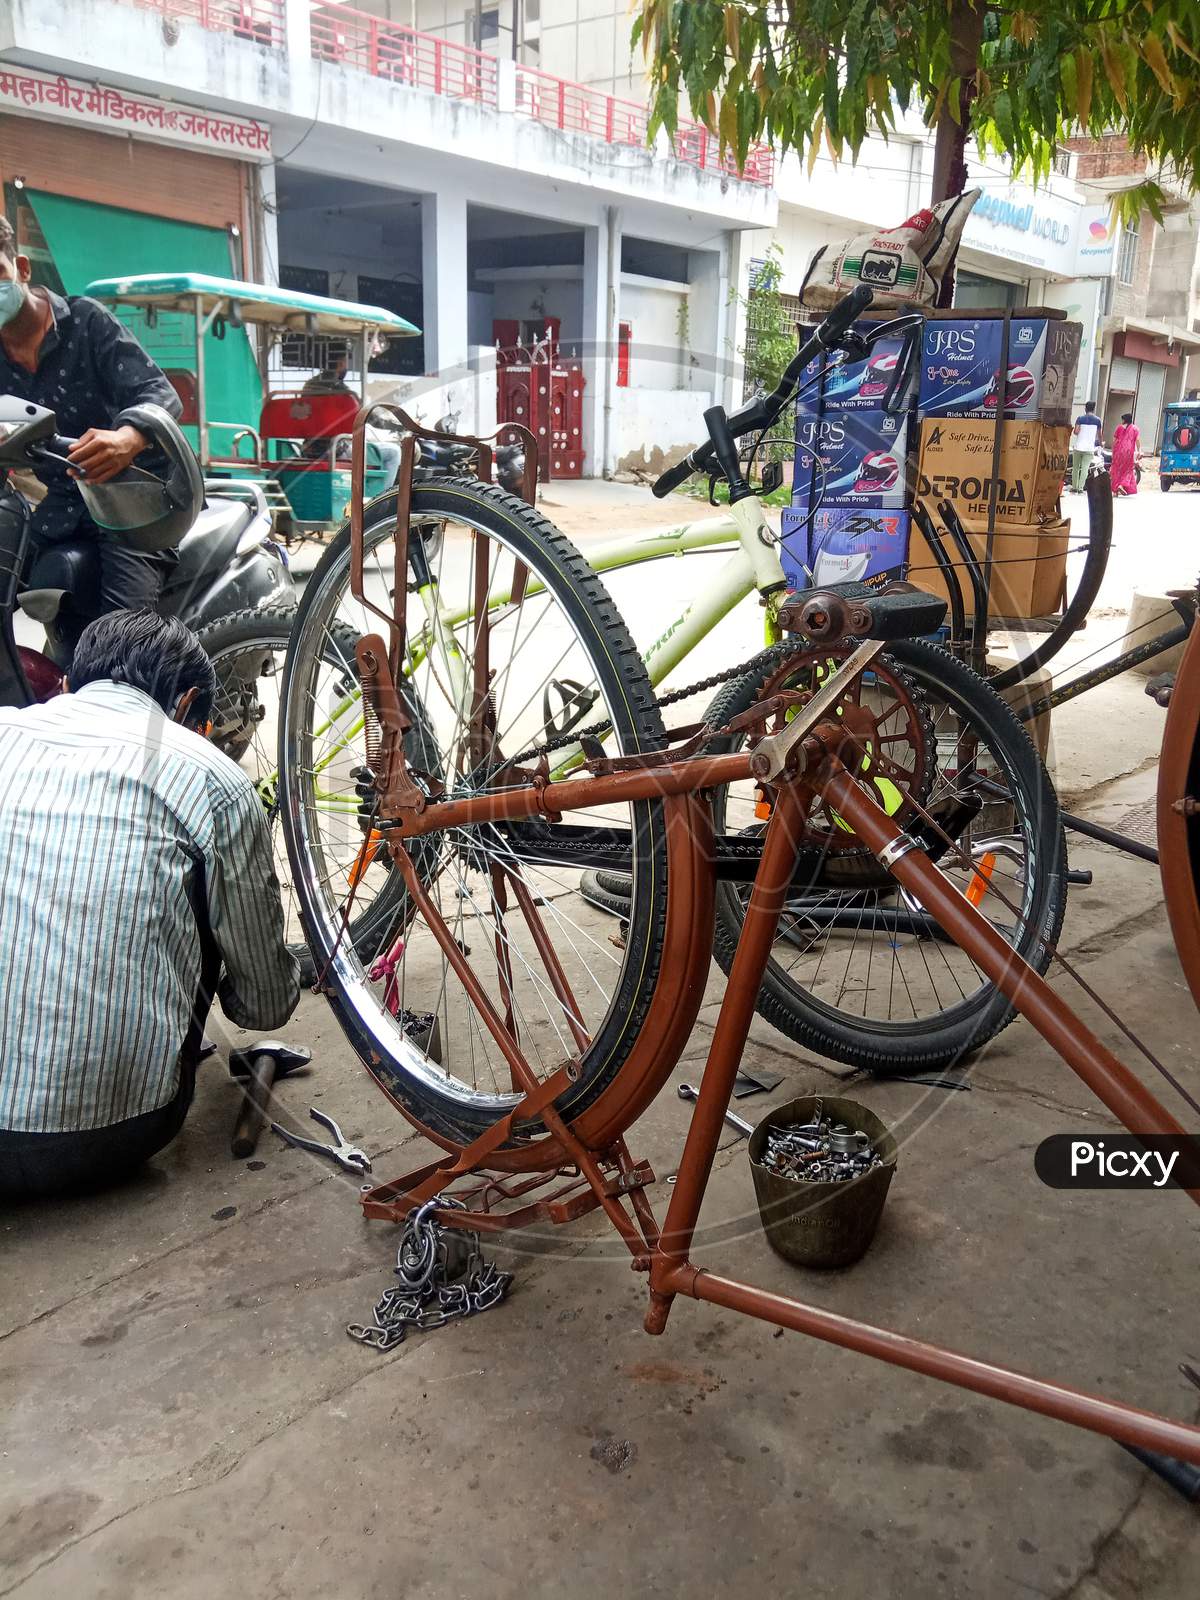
[983,365,1037,412]
[859,351,898,401]
[853,450,900,493]
[811,524,873,586]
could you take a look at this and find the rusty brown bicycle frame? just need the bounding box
[369,717,1200,1465]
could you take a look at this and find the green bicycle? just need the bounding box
[227,309,1065,1074]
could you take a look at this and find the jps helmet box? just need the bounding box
[792,409,913,511]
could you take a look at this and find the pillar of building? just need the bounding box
[421,190,470,379]
[283,0,314,107]
[580,205,621,477]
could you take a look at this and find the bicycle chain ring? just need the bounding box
[743,643,936,854]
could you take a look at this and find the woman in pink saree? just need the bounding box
[1111,412,1140,495]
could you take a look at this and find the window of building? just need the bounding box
[954,270,1026,310]
[1117,219,1139,286]
[478,5,500,43]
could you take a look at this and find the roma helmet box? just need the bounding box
[907,509,1069,619]
[918,317,1081,423]
[916,418,1070,524]
[792,408,913,512]
[780,505,911,593]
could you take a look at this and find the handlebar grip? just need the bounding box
[815,283,874,348]
[651,451,699,499]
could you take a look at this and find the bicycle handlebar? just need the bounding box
[651,284,875,499]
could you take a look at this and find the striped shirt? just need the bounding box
[0,681,300,1133]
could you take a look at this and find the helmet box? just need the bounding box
[918,317,1081,425]
[780,505,911,594]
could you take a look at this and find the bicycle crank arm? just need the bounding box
[749,639,885,782]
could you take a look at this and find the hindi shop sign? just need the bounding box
[0,66,272,162]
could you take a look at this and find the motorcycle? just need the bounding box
[0,395,294,711]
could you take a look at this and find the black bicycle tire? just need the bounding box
[195,604,437,988]
[278,480,670,1148]
[704,638,1067,1072]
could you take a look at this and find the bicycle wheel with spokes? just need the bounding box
[195,605,434,987]
[705,639,1067,1072]
[278,481,672,1152]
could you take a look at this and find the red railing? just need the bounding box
[514,63,773,186]
[131,0,286,50]
[309,6,499,109]
[673,121,776,185]
[125,1,772,185]
[514,64,650,147]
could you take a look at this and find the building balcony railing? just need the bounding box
[113,0,774,186]
[512,63,774,184]
[309,5,500,109]
[132,0,286,51]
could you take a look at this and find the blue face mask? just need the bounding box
[0,280,26,327]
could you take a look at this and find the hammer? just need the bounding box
[229,1040,312,1159]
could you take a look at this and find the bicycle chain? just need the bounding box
[508,640,797,767]
[347,1199,513,1352]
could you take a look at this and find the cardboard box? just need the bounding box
[780,505,911,592]
[918,317,1081,423]
[796,324,919,414]
[916,418,1069,525]
[793,408,913,512]
[907,508,1069,619]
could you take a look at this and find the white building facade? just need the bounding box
[0,0,777,477]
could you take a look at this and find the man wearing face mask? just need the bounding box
[0,609,300,1198]
[0,217,184,663]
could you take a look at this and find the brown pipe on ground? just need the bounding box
[813,753,1200,1187]
[664,1263,1200,1464]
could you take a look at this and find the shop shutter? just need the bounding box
[1109,355,1138,393]
[1134,363,1166,439]
[0,114,245,232]
[27,191,261,453]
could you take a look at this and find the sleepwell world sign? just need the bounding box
[962,178,1116,279]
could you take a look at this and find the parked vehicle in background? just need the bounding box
[1158,402,1200,491]
[0,395,292,711]
[84,273,420,538]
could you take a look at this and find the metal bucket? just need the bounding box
[747,1095,898,1269]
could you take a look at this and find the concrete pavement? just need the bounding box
[2,483,1199,1599]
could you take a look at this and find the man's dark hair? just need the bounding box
[1086,399,1097,410]
[70,610,217,728]
[0,216,16,264]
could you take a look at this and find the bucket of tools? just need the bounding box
[747,1095,897,1269]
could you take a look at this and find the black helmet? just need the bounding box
[76,403,203,553]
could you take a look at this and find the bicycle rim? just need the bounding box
[278,482,671,1148]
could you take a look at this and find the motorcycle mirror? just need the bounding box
[0,397,56,467]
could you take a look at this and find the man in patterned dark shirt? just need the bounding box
[0,216,184,662]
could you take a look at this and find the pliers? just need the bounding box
[270,1107,372,1175]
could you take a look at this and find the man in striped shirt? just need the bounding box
[0,610,300,1197]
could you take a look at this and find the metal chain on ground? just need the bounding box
[347,1199,513,1352]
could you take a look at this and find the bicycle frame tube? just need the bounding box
[372,729,1200,1462]
[285,496,788,803]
